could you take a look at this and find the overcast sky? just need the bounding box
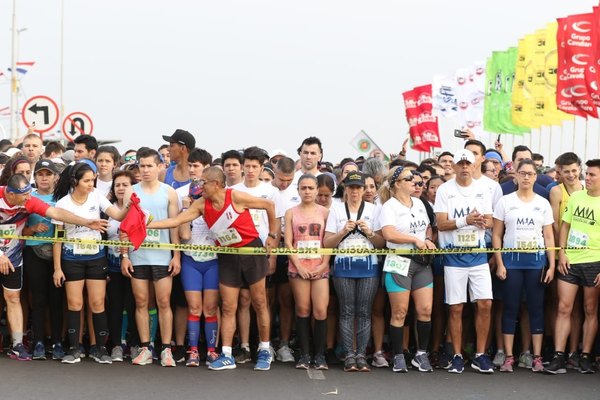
[1,0,598,163]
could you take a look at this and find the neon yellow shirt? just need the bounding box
[562,190,600,264]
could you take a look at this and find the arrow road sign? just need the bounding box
[21,95,60,135]
[62,111,94,142]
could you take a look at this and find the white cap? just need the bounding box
[269,148,287,160]
[453,149,475,164]
[2,147,21,158]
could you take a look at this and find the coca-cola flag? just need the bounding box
[557,14,598,118]
[403,85,441,152]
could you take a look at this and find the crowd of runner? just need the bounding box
[0,128,598,375]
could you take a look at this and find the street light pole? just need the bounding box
[10,0,18,141]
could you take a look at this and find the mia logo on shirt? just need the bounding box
[573,206,596,225]
[453,207,471,218]
[516,218,535,226]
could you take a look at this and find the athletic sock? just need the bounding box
[241,342,250,352]
[416,320,431,354]
[296,316,311,355]
[390,325,404,356]
[313,319,327,356]
[205,315,218,352]
[12,332,23,347]
[92,312,109,347]
[259,341,270,351]
[67,310,80,349]
[187,314,201,348]
[149,308,158,343]
[222,346,232,358]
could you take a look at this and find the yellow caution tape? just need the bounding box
[3,234,593,256]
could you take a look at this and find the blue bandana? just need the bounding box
[6,183,32,194]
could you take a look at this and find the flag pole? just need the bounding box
[10,0,18,141]
[584,118,589,162]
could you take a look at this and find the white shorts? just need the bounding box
[444,263,492,305]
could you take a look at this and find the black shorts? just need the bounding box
[1,265,23,291]
[170,273,188,307]
[217,239,268,288]
[131,265,171,281]
[62,257,108,282]
[266,255,289,288]
[558,262,600,287]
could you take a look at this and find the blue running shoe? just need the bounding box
[52,342,65,360]
[9,343,32,361]
[208,353,236,370]
[33,341,46,360]
[471,354,494,374]
[448,354,464,374]
[254,349,272,371]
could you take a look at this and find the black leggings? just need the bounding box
[23,246,64,344]
[106,271,139,348]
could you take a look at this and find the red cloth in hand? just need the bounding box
[119,193,147,250]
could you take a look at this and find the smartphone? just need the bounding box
[454,129,467,138]
[497,134,501,143]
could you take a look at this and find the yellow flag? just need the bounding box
[544,22,574,124]
[512,35,539,128]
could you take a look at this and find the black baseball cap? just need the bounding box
[34,159,58,175]
[162,129,196,150]
[344,171,366,187]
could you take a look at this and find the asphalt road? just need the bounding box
[1,356,599,400]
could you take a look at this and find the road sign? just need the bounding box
[21,95,60,135]
[62,111,94,141]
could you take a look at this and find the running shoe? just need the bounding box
[518,351,533,369]
[160,347,176,367]
[208,353,236,370]
[314,354,328,370]
[79,344,86,358]
[371,351,389,368]
[33,341,46,360]
[205,350,219,366]
[492,350,505,368]
[325,348,339,365]
[544,353,567,374]
[344,356,358,372]
[356,355,370,372]
[429,351,440,369]
[92,346,112,364]
[9,343,32,361]
[499,355,515,372]
[471,354,494,374]
[276,344,295,363]
[579,353,595,374]
[567,351,580,370]
[88,345,98,361]
[448,354,464,374]
[186,349,200,367]
[235,347,252,364]
[132,346,153,366]
[52,342,65,360]
[61,348,81,364]
[111,345,124,362]
[411,353,433,372]
[438,350,453,370]
[392,354,408,373]
[532,356,544,372]
[129,345,141,360]
[172,345,186,364]
[254,348,272,371]
[296,354,310,370]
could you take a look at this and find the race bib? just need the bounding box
[515,233,538,249]
[453,229,479,247]
[297,240,321,259]
[215,228,242,246]
[383,254,411,276]
[249,209,262,227]
[567,229,589,248]
[73,241,99,255]
[340,237,370,250]
[190,250,217,262]
[145,228,161,244]
[0,224,16,238]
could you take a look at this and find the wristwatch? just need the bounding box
[268,232,277,239]
[120,253,129,259]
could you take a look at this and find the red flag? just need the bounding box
[403,88,429,152]
[414,84,442,150]
[557,14,598,118]
[119,193,148,250]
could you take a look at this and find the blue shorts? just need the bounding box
[181,254,219,291]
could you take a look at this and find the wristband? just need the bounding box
[268,232,277,239]
[120,253,129,259]
[455,217,468,229]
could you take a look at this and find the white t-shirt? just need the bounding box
[54,190,113,260]
[325,201,379,258]
[95,179,112,198]
[231,181,284,244]
[378,197,430,250]
[292,169,322,187]
[434,178,492,267]
[475,174,503,209]
[493,192,553,268]
[175,183,217,261]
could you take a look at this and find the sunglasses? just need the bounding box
[124,155,136,162]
